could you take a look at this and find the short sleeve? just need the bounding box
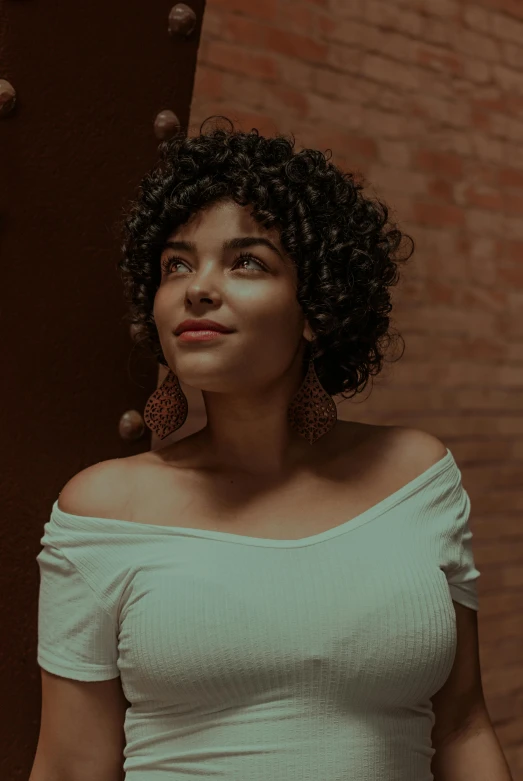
[36,542,120,681]
[446,487,481,612]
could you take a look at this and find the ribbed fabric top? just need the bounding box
[36,447,480,781]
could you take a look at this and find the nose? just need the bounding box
[184,262,222,306]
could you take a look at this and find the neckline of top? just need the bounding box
[51,448,455,549]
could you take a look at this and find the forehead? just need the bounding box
[166,199,281,244]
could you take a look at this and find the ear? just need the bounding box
[303,320,314,342]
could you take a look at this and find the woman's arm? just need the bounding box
[431,602,513,781]
[29,669,128,781]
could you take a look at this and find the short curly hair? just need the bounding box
[118,116,414,400]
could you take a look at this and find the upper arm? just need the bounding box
[33,459,131,780]
[30,669,128,781]
[393,430,489,742]
[431,601,490,746]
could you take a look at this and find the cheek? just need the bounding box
[152,286,174,328]
[242,305,305,367]
[233,286,302,327]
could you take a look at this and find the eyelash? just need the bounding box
[162,252,267,274]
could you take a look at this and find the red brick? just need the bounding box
[279,0,335,37]
[456,28,502,62]
[308,93,363,132]
[421,0,460,18]
[463,5,492,34]
[265,84,310,118]
[327,42,362,76]
[466,207,505,236]
[498,264,523,289]
[322,17,374,48]
[223,15,266,47]
[413,201,466,226]
[475,164,501,188]
[377,140,411,168]
[471,95,507,116]
[221,108,279,136]
[277,57,314,91]
[470,106,491,132]
[209,0,277,21]
[265,27,329,64]
[317,13,337,38]
[368,164,428,196]
[200,7,224,37]
[503,143,523,170]
[421,17,457,48]
[203,41,279,82]
[502,42,523,71]
[416,45,463,76]
[506,240,523,262]
[363,108,424,139]
[312,67,378,104]
[311,129,377,161]
[411,93,467,127]
[427,178,454,200]
[219,71,267,110]
[363,0,423,37]
[193,64,225,100]
[492,8,523,40]
[329,0,366,21]
[465,186,504,212]
[377,29,417,64]
[503,193,523,216]
[463,57,492,84]
[493,63,523,94]
[425,279,455,304]
[415,149,464,178]
[362,53,420,91]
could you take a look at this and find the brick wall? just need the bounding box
[184,0,523,773]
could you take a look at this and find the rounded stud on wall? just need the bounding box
[118,409,145,441]
[129,323,141,342]
[0,80,16,117]
[168,3,197,37]
[153,109,181,140]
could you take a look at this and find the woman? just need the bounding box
[31,119,509,781]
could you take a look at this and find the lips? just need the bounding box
[174,319,234,335]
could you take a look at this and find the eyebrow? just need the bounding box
[162,236,284,260]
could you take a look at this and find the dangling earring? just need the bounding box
[144,356,337,445]
[143,369,188,440]
[287,352,337,445]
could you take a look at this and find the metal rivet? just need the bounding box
[118,410,145,441]
[153,109,181,140]
[168,3,197,37]
[129,323,141,341]
[0,80,17,117]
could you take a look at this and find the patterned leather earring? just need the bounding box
[144,354,337,445]
[143,369,188,440]
[287,352,338,445]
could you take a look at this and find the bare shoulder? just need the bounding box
[377,424,449,476]
[57,457,135,519]
[337,422,448,481]
[390,425,448,464]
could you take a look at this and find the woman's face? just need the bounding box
[154,198,313,395]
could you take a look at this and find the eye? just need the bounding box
[161,256,189,274]
[161,253,267,275]
[233,252,267,271]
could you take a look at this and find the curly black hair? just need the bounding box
[118,116,414,400]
